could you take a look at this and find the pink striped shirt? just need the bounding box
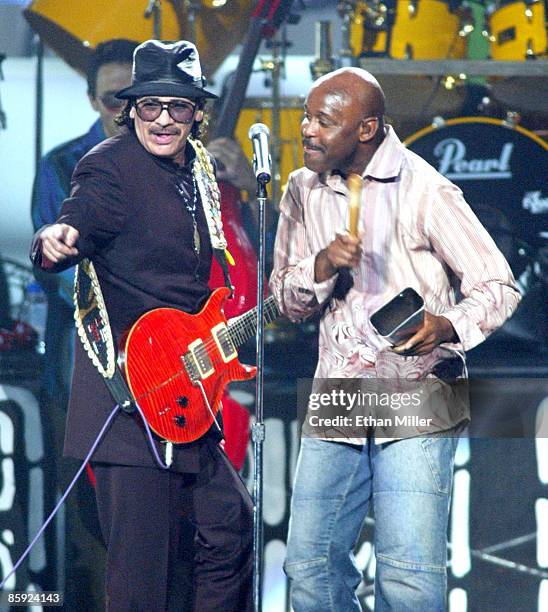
[269,126,521,382]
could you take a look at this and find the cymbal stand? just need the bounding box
[183,0,200,43]
[310,20,336,81]
[337,0,356,61]
[144,0,163,39]
[33,36,44,172]
[262,29,290,208]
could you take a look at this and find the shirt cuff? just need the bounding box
[297,254,338,305]
[442,307,485,352]
[30,230,56,270]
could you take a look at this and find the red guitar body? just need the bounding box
[119,287,256,444]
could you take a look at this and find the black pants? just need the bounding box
[92,443,253,612]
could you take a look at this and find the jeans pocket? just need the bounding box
[419,435,456,495]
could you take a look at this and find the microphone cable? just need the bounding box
[0,398,173,589]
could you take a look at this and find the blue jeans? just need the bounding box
[284,433,459,611]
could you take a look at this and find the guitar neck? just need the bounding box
[228,296,280,347]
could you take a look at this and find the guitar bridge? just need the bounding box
[211,323,237,363]
[181,353,200,383]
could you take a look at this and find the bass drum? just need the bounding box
[405,117,548,344]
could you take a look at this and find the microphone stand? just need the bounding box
[252,174,269,612]
[33,35,44,172]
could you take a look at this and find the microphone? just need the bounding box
[248,123,271,184]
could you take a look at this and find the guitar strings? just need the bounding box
[128,297,279,402]
[189,296,279,355]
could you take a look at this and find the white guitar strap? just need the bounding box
[189,137,233,292]
[73,258,134,412]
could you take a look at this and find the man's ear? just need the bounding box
[195,109,204,122]
[129,106,136,119]
[359,117,379,143]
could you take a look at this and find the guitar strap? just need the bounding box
[73,258,135,412]
[189,137,234,293]
[73,138,232,415]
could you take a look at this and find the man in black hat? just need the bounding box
[30,39,253,612]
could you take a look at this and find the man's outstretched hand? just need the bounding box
[39,223,80,264]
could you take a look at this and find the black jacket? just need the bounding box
[34,130,218,471]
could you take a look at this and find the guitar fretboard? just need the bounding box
[228,296,280,347]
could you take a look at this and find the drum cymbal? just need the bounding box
[24,0,253,77]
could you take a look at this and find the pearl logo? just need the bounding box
[434,138,514,180]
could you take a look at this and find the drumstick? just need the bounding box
[347,173,362,238]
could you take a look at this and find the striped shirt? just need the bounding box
[269,125,521,385]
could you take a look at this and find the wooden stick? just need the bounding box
[347,173,363,237]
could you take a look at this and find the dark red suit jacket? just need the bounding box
[33,131,219,472]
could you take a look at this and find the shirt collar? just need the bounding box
[323,125,404,191]
[363,125,404,181]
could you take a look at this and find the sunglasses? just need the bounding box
[135,99,197,124]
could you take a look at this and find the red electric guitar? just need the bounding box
[118,287,279,444]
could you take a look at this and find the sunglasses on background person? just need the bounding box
[98,92,126,112]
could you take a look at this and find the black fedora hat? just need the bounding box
[116,39,217,100]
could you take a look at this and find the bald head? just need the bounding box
[301,67,386,176]
[311,67,385,122]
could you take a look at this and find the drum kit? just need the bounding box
[335,1,547,344]
[342,0,547,66]
[339,0,547,120]
[21,0,547,177]
[484,0,548,111]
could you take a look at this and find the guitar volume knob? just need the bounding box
[176,396,188,408]
[174,415,186,427]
